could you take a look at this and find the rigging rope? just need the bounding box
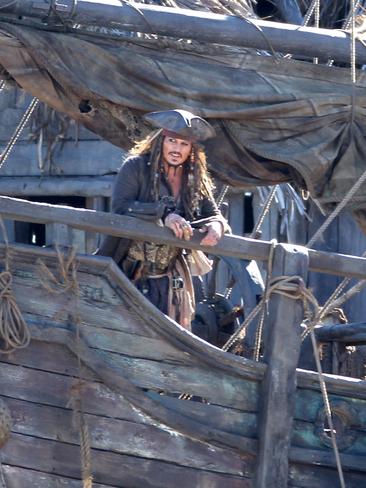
[0,459,6,488]
[0,97,39,171]
[224,186,277,300]
[310,330,346,488]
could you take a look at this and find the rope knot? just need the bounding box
[0,270,30,354]
[0,271,12,299]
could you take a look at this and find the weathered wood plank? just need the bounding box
[288,460,366,488]
[10,266,158,338]
[0,361,143,420]
[5,396,247,475]
[1,433,252,488]
[315,322,366,344]
[1,343,260,413]
[291,418,366,455]
[0,358,257,455]
[0,141,121,176]
[100,351,259,411]
[1,196,366,278]
[254,243,309,487]
[4,242,366,396]
[1,465,111,488]
[1,340,98,381]
[0,176,114,196]
[23,320,193,364]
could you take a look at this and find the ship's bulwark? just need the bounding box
[0,243,365,486]
[1,21,366,229]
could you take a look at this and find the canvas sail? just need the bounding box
[0,12,366,224]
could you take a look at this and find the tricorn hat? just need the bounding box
[144,109,215,142]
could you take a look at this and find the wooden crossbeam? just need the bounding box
[0,1,365,64]
[0,195,366,279]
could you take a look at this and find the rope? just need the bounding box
[221,246,346,485]
[307,0,362,248]
[250,185,278,239]
[0,97,39,171]
[0,459,6,488]
[38,246,93,488]
[310,330,346,488]
[306,163,366,247]
[216,184,229,209]
[223,186,277,300]
[223,241,319,354]
[0,217,30,354]
[303,0,320,26]
[327,0,362,67]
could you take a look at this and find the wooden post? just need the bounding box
[85,196,105,254]
[254,243,309,488]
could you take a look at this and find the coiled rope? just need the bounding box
[0,217,30,354]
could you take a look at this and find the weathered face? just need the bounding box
[162,136,192,166]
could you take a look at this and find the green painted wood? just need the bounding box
[102,351,259,411]
[288,460,366,488]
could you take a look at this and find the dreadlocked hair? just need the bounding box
[130,131,215,214]
[130,130,163,201]
[181,143,215,220]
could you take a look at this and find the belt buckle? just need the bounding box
[172,277,184,290]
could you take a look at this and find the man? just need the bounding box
[98,109,227,329]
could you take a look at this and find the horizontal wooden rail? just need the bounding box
[0,1,366,64]
[0,195,366,279]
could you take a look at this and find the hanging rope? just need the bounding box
[0,97,39,171]
[327,0,362,67]
[0,217,30,354]
[38,246,93,488]
[222,241,319,354]
[0,459,6,488]
[309,330,346,488]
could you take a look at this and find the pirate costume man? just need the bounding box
[98,109,227,329]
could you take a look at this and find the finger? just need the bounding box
[200,234,218,246]
[183,229,192,241]
[171,222,183,239]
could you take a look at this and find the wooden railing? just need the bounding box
[0,195,366,279]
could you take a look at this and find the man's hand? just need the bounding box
[199,221,224,246]
[165,213,193,240]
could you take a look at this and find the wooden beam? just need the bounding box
[0,1,365,65]
[315,322,366,344]
[0,176,113,197]
[1,195,366,279]
[254,243,309,487]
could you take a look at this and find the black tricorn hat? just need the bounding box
[144,109,215,142]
